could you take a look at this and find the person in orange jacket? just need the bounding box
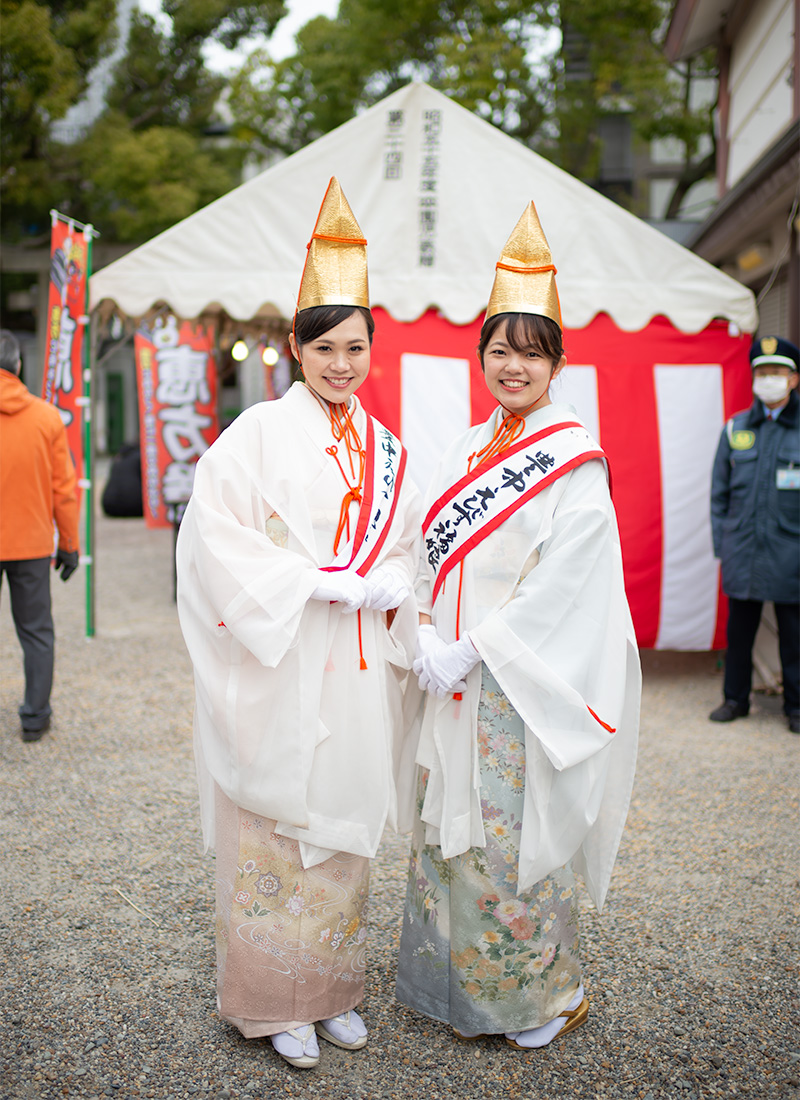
[0,329,80,741]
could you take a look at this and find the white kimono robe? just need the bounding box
[415,402,640,910]
[176,382,422,866]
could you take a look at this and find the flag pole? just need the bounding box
[50,210,96,234]
[81,223,98,638]
[46,209,100,638]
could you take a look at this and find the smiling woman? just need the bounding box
[395,198,641,1053]
[176,178,423,1071]
[289,304,374,405]
[479,312,566,416]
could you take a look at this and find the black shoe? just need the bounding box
[21,718,50,742]
[709,700,748,722]
[789,715,800,735]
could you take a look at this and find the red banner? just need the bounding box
[134,316,219,528]
[41,217,89,486]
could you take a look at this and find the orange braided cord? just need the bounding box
[495,261,557,275]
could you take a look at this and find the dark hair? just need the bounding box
[478,312,564,367]
[293,305,375,351]
[0,329,21,374]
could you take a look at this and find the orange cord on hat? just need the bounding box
[309,232,368,247]
[495,261,557,276]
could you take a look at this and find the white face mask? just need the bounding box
[753,374,791,405]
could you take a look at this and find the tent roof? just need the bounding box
[89,82,757,334]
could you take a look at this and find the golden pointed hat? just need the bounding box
[296,177,369,312]
[485,201,561,328]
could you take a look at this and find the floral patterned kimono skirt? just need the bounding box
[396,668,582,1035]
[212,514,370,1038]
[214,790,370,1038]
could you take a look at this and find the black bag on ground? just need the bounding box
[101,442,144,517]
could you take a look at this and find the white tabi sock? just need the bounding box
[505,983,585,1049]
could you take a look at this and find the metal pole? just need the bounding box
[47,210,100,637]
[83,226,96,638]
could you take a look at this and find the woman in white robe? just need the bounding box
[395,202,640,1049]
[177,180,421,1069]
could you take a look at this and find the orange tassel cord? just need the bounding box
[326,400,368,669]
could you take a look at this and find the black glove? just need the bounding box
[54,548,79,582]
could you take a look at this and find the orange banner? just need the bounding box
[135,316,219,528]
[41,217,88,487]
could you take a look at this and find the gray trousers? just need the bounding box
[0,557,54,731]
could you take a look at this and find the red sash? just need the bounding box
[322,416,408,576]
[424,420,604,602]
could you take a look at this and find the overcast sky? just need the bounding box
[138,0,340,70]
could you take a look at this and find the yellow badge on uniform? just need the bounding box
[760,336,778,356]
[731,430,756,450]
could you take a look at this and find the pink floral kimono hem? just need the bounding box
[214,785,370,1038]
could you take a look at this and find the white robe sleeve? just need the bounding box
[469,460,640,906]
[179,444,320,669]
[176,393,425,860]
[471,462,628,768]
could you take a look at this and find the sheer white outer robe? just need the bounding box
[176,382,422,866]
[416,402,640,910]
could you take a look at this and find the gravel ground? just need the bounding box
[1,506,798,1100]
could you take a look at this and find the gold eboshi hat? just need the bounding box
[295,177,370,312]
[485,200,562,329]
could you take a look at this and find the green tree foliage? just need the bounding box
[0,0,286,243]
[229,0,717,217]
[554,0,717,207]
[107,1,286,132]
[229,0,557,156]
[1,0,117,226]
[76,112,235,240]
[105,10,226,132]
[639,51,718,219]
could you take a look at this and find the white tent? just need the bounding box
[91,82,759,652]
[90,81,755,333]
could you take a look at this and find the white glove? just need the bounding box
[364,564,410,612]
[414,623,449,665]
[413,633,481,698]
[310,569,368,614]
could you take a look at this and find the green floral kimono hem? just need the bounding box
[396,667,582,1035]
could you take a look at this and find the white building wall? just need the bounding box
[726,0,795,186]
[648,177,717,221]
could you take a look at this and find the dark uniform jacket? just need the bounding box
[710,389,799,604]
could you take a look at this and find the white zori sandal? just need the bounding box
[271,1025,320,1068]
[315,1009,368,1050]
[505,985,589,1050]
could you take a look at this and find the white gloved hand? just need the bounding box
[364,564,410,612]
[413,634,481,698]
[413,623,449,666]
[310,569,369,614]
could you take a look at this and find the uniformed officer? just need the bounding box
[709,335,800,734]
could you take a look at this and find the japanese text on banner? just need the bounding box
[41,218,88,492]
[134,316,219,528]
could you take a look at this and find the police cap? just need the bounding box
[749,335,800,371]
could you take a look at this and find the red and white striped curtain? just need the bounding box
[358,308,752,651]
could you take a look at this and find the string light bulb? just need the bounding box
[262,346,279,366]
[231,338,249,361]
